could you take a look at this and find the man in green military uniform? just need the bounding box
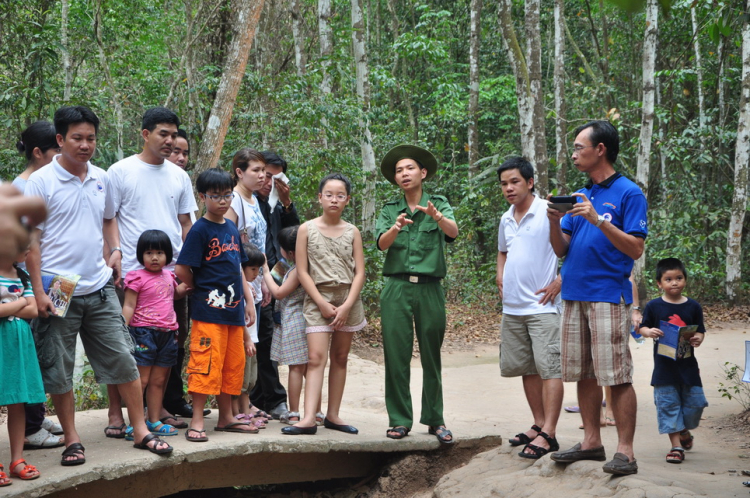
[376,145,459,444]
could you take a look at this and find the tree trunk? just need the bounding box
[94,0,124,160]
[467,0,482,177]
[553,0,567,194]
[498,0,532,165]
[632,0,658,290]
[656,76,667,203]
[291,0,306,76]
[468,0,482,178]
[691,6,708,199]
[318,0,332,148]
[526,0,548,196]
[725,1,750,303]
[193,0,265,175]
[61,0,72,102]
[351,0,377,238]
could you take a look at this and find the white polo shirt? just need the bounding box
[25,156,115,296]
[106,155,198,276]
[498,194,560,315]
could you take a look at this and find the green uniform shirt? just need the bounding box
[375,192,456,278]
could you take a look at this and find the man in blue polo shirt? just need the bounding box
[547,120,647,476]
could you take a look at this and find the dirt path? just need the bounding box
[343,320,750,497]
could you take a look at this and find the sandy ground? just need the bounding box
[0,321,747,497]
[341,320,750,497]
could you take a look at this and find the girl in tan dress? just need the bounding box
[281,173,366,435]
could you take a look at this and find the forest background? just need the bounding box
[0,0,747,315]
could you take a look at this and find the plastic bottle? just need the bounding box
[630,325,645,344]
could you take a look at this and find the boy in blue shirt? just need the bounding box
[638,257,707,464]
[175,168,257,442]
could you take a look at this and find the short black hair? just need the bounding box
[142,107,180,132]
[278,225,299,253]
[497,156,535,192]
[655,257,687,282]
[262,151,288,173]
[318,172,352,195]
[17,121,58,162]
[136,229,174,266]
[54,106,100,138]
[242,242,265,268]
[574,120,619,164]
[176,129,189,147]
[196,168,234,194]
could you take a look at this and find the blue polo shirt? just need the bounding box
[560,173,647,304]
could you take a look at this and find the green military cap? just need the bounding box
[380,144,438,185]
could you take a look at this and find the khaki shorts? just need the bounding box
[499,312,561,379]
[561,300,633,386]
[303,285,366,333]
[186,320,246,396]
[32,280,139,395]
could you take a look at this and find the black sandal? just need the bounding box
[61,443,86,466]
[509,424,542,447]
[428,425,455,445]
[386,426,410,439]
[518,431,559,459]
[133,433,173,455]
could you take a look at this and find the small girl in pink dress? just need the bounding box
[122,230,190,437]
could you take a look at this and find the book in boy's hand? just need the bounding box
[270,259,291,285]
[41,272,81,318]
[656,320,699,361]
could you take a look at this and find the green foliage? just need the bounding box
[0,0,746,308]
[717,362,750,412]
[73,366,109,412]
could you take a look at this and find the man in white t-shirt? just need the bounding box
[496,157,563,460]
[105,107,198,433]
[25,106,172,465]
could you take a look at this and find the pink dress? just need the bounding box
[124,269,179,330]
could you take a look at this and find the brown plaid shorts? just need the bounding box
[560,300,633,386]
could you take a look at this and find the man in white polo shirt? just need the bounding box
[25,106,173,466]
[496,157,563,460]
[105,107,198,433]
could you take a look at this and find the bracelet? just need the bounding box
[110,247,122,255]
[435,213,444,223]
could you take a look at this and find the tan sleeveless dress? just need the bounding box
[302,221,366,333]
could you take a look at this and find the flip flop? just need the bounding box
[133,433,173,455]
[161,416,188,429]
[214,421,259,434]
[185,427,208,442]
[104,423,127,439]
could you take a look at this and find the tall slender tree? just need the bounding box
[318,0,332,148]
[498,0,548,195]
[553,0,567,193]
[193,0,265,175]
[351,0,377,236]
[632,0,658,286]
[467,0,482,177]
[725,0,750,303]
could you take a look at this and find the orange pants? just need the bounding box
[187,320,246,395]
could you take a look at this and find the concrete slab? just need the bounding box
[0,406,502,498]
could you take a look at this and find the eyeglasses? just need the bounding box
[322,193,348,201]
[572,145,597,153]
[205,193,235,202]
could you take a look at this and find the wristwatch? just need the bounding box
[633,306,642,311]
[282,202,293,211]
[110,246,122,255]
[595,214,605,227]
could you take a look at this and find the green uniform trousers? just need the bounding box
[381,277,446,428]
